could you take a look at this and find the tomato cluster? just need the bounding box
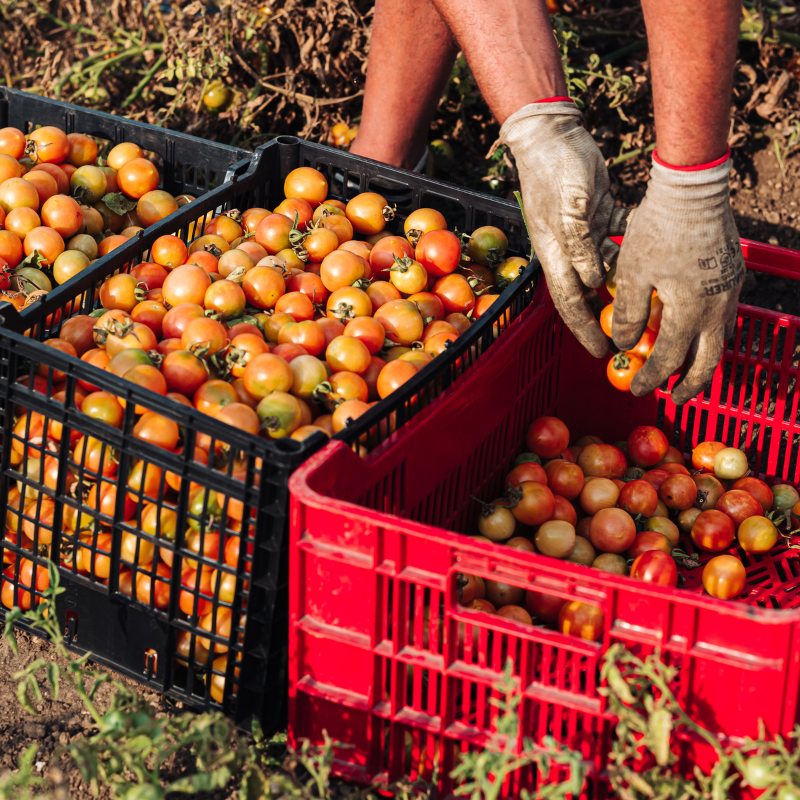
[459,416,800,641]
[601,267,661,391]
[0,125,180,312]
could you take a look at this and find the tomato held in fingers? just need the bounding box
[691,509,735,552]
[737,516,778,554]
[558,602,604,641]
[589,507,636,554]
[618,479,658,516]
[630,550,678,587]
[607,351,644,392]
[702,555,746,599]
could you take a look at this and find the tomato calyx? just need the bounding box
[623,466,645,481]
[204,243,223,258]
[471,494,511,518]
[24,138,38,161]
[17,250,48,272]
[390,255,414,274]
[612,352,632,371]
[288,211,308,249]
[312,381,335,407]
[226,267,248,284]
[92,316,135,346]
[382,204,396,223]
[671,547,700,570]
[329,301,356,324]
[406,228,423,248]
[102,192,138,215]
[146,349,164,368]
[223,208,243,223]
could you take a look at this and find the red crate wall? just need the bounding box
[289,241,800,797]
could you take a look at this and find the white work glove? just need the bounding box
[612,154,745,405]
[500,101,628,357]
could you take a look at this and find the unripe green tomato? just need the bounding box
[713,447,748,480]
[203,81,233,111]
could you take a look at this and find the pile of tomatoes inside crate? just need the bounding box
[3,165,530,700]
[459,416,799,641]
[0,124,185,309]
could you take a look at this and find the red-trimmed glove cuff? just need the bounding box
[532,96,575,104]
[652,147,730,172]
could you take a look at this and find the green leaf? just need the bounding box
[47,662,60,701]
[647,708,673,767]
[28,674,43,704]
[606,662,636,705]
[101,192,138,216]
[17,681,37,716]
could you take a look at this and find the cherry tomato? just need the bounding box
[558,602,604,641]
[692,441,726,471]
[577,443,627,480]
[737,516,778,554]
[589,507,636,553]
[534,520,575,558]
[659,474,698,510]
[626,426,669,467]
[626,530,672,559]
[543,460,584,500]
[580,477,619,515]
[618,479,658,516]
[716,489,762,529]
[607,351,645,392]
[414,230,461,277]
[732,477,773,514]
[691,509,735,552]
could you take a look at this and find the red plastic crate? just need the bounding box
[288,239,800,797]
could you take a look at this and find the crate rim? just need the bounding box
[289,237,800,626]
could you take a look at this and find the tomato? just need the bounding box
[713,447,749,480]
[702,555,746,599]
[256,391,302,438]
[319,250,364,292]
[116,158,159,199]
[589,507,636,553]
[331,399,371,433]
[691,509,735,552]
[715,489,762,529]
[374,299,424,346]
[642,469,670,493]
[475,499,516,541]
[319,213,354,245]
[69,164,107,205]
[189,234,230,257]
[522,591,564,624]
[73,435,118,477]
[630,550,678,587]
[2,559,51,610]
[401,208,445,247]
[592,553,628,575]
[366,281,401,313]
[732,477,773,514]
[98,234,128,257]
[626,530,672,559]
[64,132,97,167]
[284,167,328,208]
[28,126,69,164]
[131,300,168,339]
[389,256,428,295]
[180,317,228,356]
[135,562,172,610]
[689,473,724,512]
[162,264,212,307]
[0,127,25,160]
[737,516,778,554]
[326,286,373,323]
[468,226,508,268]
[599,304,614,338]
[24,169,59,205]
[607,351,645,391]
[0,178,39,213]
[276,291,315,322]
[376,359,418,399]
[52,249,89,285]
[526,416,569,459]
[133,412,179,450]
[772,484,800,520]
[659,474,698,510]
[551,494,578,526]
[543,461,584,500]
[81,391,124,428]
[691,441,726,471]
[151,234,188,268]
[577,444,627,480]
[618,479,658,516]
[287,272,328,306]
[432,274,475,314]
[345,192,391,235]
[255,213,294,254]
[217,249,254,278]
[534,520,575,558]
[106,142,144,171]
[626,426,669,468]
[5,206,38,239]
[558,602,604,641]
[59,315,96,356]
[412,229,460,277]
[509,481,555,526]
[580,477,619,515]
[99,273,143,313]
[241,265,286,310]
[482,580,523,609]
[368,236,414,280]
[677,507,702,533]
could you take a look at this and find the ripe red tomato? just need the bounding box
[692,473,726,511]
[526,591,566,623]
[732,477,773,514]
[543,460,584,500]
[716,490,763,529]
[618,479,658,516]
[506,460,547,487]
[691,509,735,552]
[414,230,461,277]
[526,416,569,460]
[692,441,726,471]
[630,550,678,587]
[626,426,669,467]
[369,236,415,280]
[626,530,672,559]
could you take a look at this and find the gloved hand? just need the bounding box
[500,100,628,357]
[611,152,745,405]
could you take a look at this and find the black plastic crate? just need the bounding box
[0,136,538,731]
[0,87,251,328]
